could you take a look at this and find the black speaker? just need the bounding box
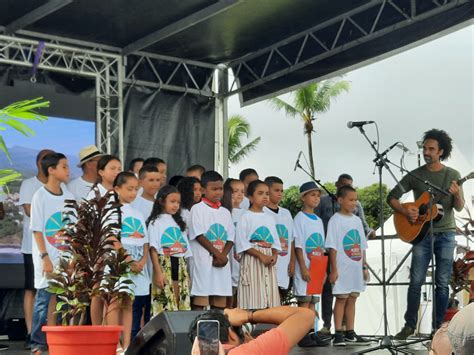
[126,311,204,355]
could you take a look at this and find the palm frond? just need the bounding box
[229,137,261,164]
[268,98,299,118]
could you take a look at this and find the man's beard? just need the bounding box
[424,155,433,164]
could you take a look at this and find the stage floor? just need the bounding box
[0,339,431,354]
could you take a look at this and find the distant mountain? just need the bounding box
[1,145,82,179]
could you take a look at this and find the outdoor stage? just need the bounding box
[1,338,430,354]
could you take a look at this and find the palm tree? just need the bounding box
[228,114,261,164]
[269,79,350,178]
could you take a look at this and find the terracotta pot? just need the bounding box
[42,325,123,355]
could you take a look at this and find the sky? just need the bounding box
[228,24,473,190]
[4,116,95,156]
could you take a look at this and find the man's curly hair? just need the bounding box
[423,129,453,161]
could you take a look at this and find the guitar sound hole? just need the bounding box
[418,204,427,215]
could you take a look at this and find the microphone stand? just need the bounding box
[351,126,413,355]
[294,160,337,201]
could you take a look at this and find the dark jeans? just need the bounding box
[132,294,151,339]
[404,231,456,329]
[31,288,53,349]
[321,263,333,329]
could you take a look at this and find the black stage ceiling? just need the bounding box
[0,0,472,104]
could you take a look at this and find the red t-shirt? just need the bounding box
[228,328,290,355]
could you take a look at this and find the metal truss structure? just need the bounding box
[0,32,220,165]
[0,0,468,171]
[227,0,468,96]
[0,33,125,160]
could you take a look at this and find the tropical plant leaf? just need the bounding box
[0,169,22,186]
[0,97,50,122]
[230,137,262,164]
[268,98,299,118]
[228,114,261,164]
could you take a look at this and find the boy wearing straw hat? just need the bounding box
[67,145,104,202]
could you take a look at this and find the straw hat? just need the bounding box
[77,145,104,167]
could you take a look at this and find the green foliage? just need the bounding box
[322,182,336,194]
[47,189,132,325]
[280,186,303,217]
[356,183,391,230]
[0,98,49,188]
[228,114,261,164]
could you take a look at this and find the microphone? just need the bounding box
[396,143,409,152]
[347,121,375,128]
[294,151,303,171]
[380,141,400,157]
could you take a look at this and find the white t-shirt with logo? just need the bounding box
[188,201,235,296]
[181,208,191,228]
[19,176,43,254]
[230,208,245,287]
[325,212,368,295]
[264,206,294,289]
[235,210,281,254]
[148,214,192,258]
[293,211,326,296]
[239,196,250,210]
[67,177,94,203]
[86,183,108,200]
[120,203,150,296]
[131,196,154,223]
[30,186,75,289]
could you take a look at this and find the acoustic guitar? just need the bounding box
[394,172,474,244]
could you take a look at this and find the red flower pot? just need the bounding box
[42,325,123,355]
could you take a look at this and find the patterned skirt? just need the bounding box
[237,245,280,310]
[152,255,191,314]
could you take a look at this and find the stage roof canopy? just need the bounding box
[0,0,472,104]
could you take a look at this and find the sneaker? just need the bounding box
[298,332,330,347]
[394,325,415,341]
[333,332,346,346]
[319,326,331,335]
[24,333,31,350]
[317,330,332,342]
[344,330,371,345]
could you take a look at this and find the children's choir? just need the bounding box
[26,145,371,353]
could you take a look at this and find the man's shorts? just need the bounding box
[23,253,35,291]
[295,295,320,304]
[192,295,227,308]
[334,292,360,299]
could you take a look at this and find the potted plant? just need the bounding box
[43,189,132,355]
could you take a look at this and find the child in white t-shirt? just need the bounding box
[263,176,295,300]
[30,152,74,353]
[325,185,369,346]
[148,185,192,313]
[238,168,259,210]
[235,180,281,310]
[132,165,161,221]
[86,155,122,200]
[188,171,235,310]
[112,172,149,350]
[222,178,246,308]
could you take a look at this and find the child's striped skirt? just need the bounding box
[237,245,280,310]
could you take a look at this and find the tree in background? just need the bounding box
[228,114,261,164]
[281,182,391,230]
[356,183,391,230]
[268,79,350,178]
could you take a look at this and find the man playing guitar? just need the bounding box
[387,129,464,340]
